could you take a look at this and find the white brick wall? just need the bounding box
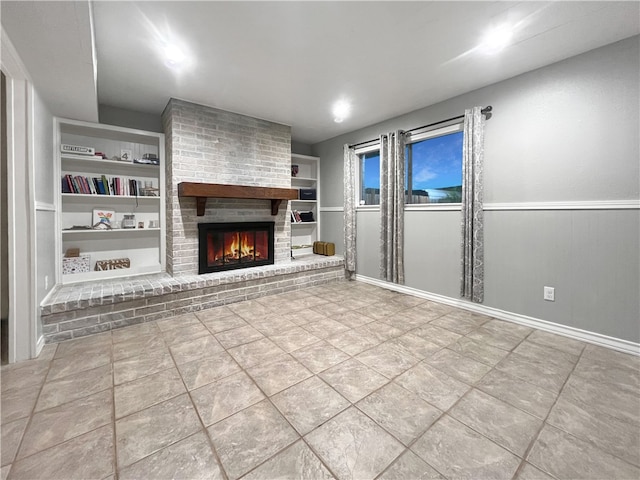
[162,99,292,275]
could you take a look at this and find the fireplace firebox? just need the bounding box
[198,222,275,274]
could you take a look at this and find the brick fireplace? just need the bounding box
[162,98,293,275]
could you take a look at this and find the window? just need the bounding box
[357,124,463,206]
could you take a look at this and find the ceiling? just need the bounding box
[2,1,639,144]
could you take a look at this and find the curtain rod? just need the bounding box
[348,106,493,150]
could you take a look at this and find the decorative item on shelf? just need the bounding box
[65,225,92,231]
[61,144,94,156]
[120,149,133,163]
[291,164,299,177]
[292,210,302,223]
[94,151,107,159]
[313,241,335,256]
[149,220,159,228]
[299,211,314,222]
[299,188,316,200]
[95,258,131,271]
[92,209,114,229]
[62,250,91,274]
[138,222,144,229]
[134,153,160,165]
[122,214,136,229]
[141,180,159,197]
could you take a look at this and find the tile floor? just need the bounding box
[2,280,639,480]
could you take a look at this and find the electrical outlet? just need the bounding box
[544,286,555,301]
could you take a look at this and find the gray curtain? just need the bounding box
[343,145,357,279]
[379,131,406,284]
[460,106,486,302]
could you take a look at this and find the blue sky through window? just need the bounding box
[361,131,463,191]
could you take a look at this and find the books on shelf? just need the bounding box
[62,174,151,196]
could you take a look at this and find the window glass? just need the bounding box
[407,131,463,203]
[360,151,380,205]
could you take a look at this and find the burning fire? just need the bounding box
[224,232,256,262]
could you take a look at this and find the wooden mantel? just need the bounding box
[178,182,298,216]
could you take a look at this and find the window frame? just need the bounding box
[355,123,464,211]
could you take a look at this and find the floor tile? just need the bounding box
[527,424,640,479]
[0,465,9,480]
[356,301,407,321]
[8,425,114,480]
[378,450,444,480]
[395,362,469,411]
[389,294,427,308]
[310,300,354,317]
[449,336,508,366]
[411,325,461,347]
[496,352,571,393]
[115,393,201,468]
[242,440,333,480]
[227,338,287,369]
[301,318,349,339]
[424,348,492,384]
[177,350,242,390]
[46,347,111,381]
[356,383,441,446]
[325,329,380,356]
[355,342,420,379]
[290,341,351,374]
[0,361,50,393]
[113,348,174,385]
[515,462,555,480]
[334,311,375,329]
[112,334,166,361]
[477,369,558,419]
[215,325,264,348]
[200,313,248,334]
[269,327,321,353]
[54,333,111,359]
[18,389,112,459]
[1,384,40,424]
[191,371,265,426]
[450,389,542,457]
[305,407,404,480]
[1,417,28,466]
[513,340,579,372]
[412,415,520,480]
[227,300,276,321]
[271,376,350,435]
[573,349,640,393]
[358,322,404,343]
[169,333,224,365]
[111,321,160,343]
[162,322,210,346]
[195,305,237,323]
[526,330,586,356]
[277,308,330,327]
[319,358,389,403]
[36,364,112,411]
[156,313,201,332]
[118,431,223,480]
[246,355,312,396]
[115,366,186,419]
[429,310,490,334]
[465,320,530,351]
[385,334,441,360]
[248,316,298,337]
[207,399,299,480]
[547,375,640,466]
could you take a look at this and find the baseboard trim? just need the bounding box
[354,274,640,356]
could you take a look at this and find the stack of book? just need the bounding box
[61,175,143,196]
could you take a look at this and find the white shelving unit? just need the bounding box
[55,118,166,284]
[290,154,320,256]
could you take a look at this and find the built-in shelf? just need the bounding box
[62,228,161,235]
[291,221,317,225]
[178,182,298,216]
[62,193,160,200]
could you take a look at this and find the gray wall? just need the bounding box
[312,36,640,343]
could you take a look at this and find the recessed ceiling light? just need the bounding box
[164,43,186,68]
[332,100,351,123]
[480,24,514,54]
